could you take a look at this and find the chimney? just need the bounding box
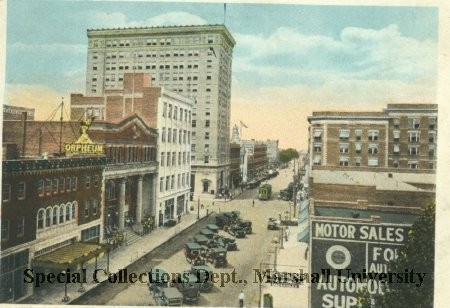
[21,111,27,157]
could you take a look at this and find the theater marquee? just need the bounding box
[65,116,104,155]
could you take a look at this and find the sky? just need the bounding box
[3,0,439,149]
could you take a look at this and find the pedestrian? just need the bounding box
[212,201,215,207]
[238,290,245,307]
[252,199,255,207]
[285,228,289,242]
[178,214,181,223]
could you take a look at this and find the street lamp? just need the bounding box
[61,270,70,302]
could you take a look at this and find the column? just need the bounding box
[136,175,143,224]
[119,178,126,230]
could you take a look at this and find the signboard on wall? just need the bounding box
[310,219,411,308]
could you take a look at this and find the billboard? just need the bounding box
[310,220,411,308]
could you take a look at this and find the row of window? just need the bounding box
[159,173,190,193]
[393,117,437,130]
[162,103,192,122]
[37,202,77,230]
[93,35,215,48]
[161,128,191,144]
[160,151,191,167]
[313,156,435,169]
[106,146,156,164]
[314,130,436,143]
[1,217,24,241]
[101,63,203,71]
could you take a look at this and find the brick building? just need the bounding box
[307,104,437,208]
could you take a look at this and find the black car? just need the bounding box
[267,218,280,230]
[227,225,246,238]
[190,265,214,292]
[207,247,228,268]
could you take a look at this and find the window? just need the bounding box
[72,202,76,219]
[168,128,172,143]
[2,183,11,202]
[339,129,350,140]
[65,177,71,191]
[339,157,349,166]
[59,177,65,193]
[368,130,379,141]
[171,175,175,189]
[66,204,71,221]
[409,118,420,129]
[1,220,9,240]
[393,118,400,129]
[408,146,419,156]
[71,176,77,191]
[313,143,321,153]
[168,104,172,118]
[161,152,165,166]
[368,158,379,167]
[313,155,321,165]
[408,161,419,169]
[84,201,89,217]
[16,216,25,237]
[192,120,196,128]
[37,179,44,196]
[204,156,210,163]
[37,209,45,229]
[51,178,58,194]
[45,208,52,227]
[393,161,399,168]
[393,131,400,142]
[205,120,210,127]
[428,162,435,170]
[85,176,91,189]
[52,206,58,225]
[92,200,98,215]
[355,143,362,154]
[167,152,171,166]
[94,175,99,187]
[429,145,436,157]
[45,178,52,195]
[368,144,378,155]
[355,130,362,141]
[173,129,177,143]
[166,176,170,191]
[429,117,436,130]
[205,132,210,140]
[160,177,164,192]
[163,102,167,117]
[408,131,420,143]
[162,128,166,142]
[429,132,436,143]
[355,157,362,166]
[393,144,400,154]
[313,130,322,142]
[172,152,176,166]
[178,152,181,165]
[339,144,349,154]
[59,205,64,224]
[174,106,178,119]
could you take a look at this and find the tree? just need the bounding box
[359,202,435,308]
[278,148,299,163]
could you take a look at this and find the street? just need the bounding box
[75,167,293,306]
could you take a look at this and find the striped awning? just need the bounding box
[33,242,106,270]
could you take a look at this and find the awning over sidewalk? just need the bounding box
[33,242,106,271]
[297,228,309,243]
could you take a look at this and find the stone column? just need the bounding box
[136,175,143,224]
[119,178,126,230]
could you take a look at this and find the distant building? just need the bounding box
[265,139,279,166]
[3,104,35,120]
[306,104,437,207]
[84,24,236,200]
[240,139,269,182]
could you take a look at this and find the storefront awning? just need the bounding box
[33,242,106,271]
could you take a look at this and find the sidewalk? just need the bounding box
[20,208,210,305]
[259,224,309,308]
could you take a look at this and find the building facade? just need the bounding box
[1,156,106,302]
[265,139,279,167]
[306,104,437,208]
[84,24,235,199]
[3,104,35,121]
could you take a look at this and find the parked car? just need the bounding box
[215,235,238,251]
[171,272,201,303]
[237,220,252,234]
[190,265,214,292]
[206,247,228,268]
[184,242,206,265]
[154,287,183,306]
[227,225,246,238]
[207,224,220,233]
[148,268,183,306]
[199,228,215,239]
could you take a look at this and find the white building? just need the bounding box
[84,25,235,199]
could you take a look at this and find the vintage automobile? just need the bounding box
[190,265,214,292]
[193,234,210,247]
[148,268,184,306]
[153,287,184,306]
[207,224,220,233]
[267,218,281,230]
[207,247,228,268]
[171,273,201,303]
[237,220,252,234]
[199,228,215,239]
[227,224,246,238]
[215,235,238,251]
[184,242,206,265]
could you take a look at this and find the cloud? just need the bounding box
[233,24,436,85]
[83,11,207,29]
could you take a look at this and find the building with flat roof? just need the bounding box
[84,24,235,199]
[3,104,35,120]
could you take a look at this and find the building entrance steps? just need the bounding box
[125,227,142,246]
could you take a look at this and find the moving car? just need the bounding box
[267,218,281,230]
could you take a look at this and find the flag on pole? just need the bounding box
[240,120,248,128]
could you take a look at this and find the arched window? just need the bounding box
[37,209,44,229]
[45,207,52,227]
[65,203,71,221]
[52,206,58,225]
[59,204,65,223]
[72,201,77,219]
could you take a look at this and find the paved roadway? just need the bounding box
[76,167,293,306]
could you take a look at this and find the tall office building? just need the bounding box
[85,25,235,198]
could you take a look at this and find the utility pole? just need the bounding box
[292,159,297,218]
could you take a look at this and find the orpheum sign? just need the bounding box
[310,219,411,308]
[65,116,104,155]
